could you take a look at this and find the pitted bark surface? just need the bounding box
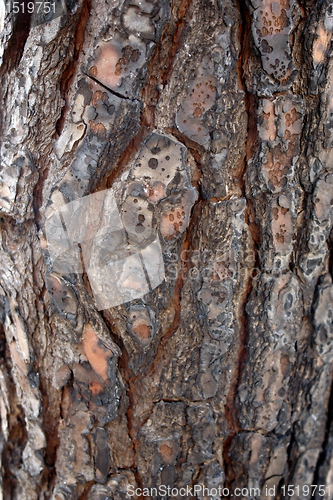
[0,0,333,499]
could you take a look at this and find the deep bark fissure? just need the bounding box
[38,372,60,499]
[0,9,32,77]
[55,0,93,137]
[0,320,28,500]
[90,0,196,492]
[313,368,333,485]
[222,0,257,492]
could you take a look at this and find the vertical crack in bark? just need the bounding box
[92,0,195,488]
[38,372,60,498]
[1,402,27,500]
[141,0,193,127]
[123,193,204,491]
[329,228,333,282]
[0,313,28,500]
[126,376,148,497]
[34,0,92,227]
[105,195,202,491]
[284,2,333,487]
[97,127,147,192]
[148,197,204,374]
[313,368,333,485]
[0,9,32,77]
[56,0,93,136]
[222,0,259,491]
[28,2,93,494]
[0,10,31,140]
[101,310,139,474]
[311,231,333,485]
[77,480,95,500]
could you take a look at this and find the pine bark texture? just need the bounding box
[0,0,333,498]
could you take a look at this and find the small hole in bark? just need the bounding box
[148,158,158,169]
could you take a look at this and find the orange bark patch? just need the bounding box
[210,260,234,281]
[187,78,216,117]
[128,306,153,345]
[91,90,109,107]
[115,45,141,76]
[89,121,107,141]
[89,380,105,395]
[259,0,290,36]
[147,181,166,203]
[160,206,186,241]
[271,201,292,253]
[159,441,177,464]
[160,444,173,460]
[263,139,298,191]
[253,0,294,83]
[274,9,289,30]
[82,324,112,382]
[89,43,121,89]
[313,24,331,67]
[285,107,302,127]
[89,65,97,77]
[134,323,150,341]
[160,189,197,242]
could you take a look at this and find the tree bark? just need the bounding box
[0,0,333,498]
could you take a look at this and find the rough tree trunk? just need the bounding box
[0,0,333,498]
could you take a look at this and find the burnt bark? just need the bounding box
[0,0,333,499]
